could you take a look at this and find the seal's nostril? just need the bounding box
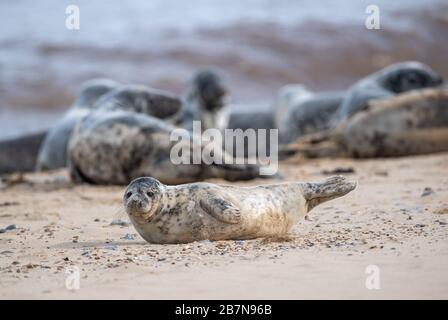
[129,198,138,207]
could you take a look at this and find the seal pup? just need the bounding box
[334,61,443,123]
[171,69,227,131]
[36,78,120,171]
[93,84,182,118]
[274,84,313,129]
[68,104,264,185]
[0,131,47,174]
[278,90,346,144]
[217,102,276,157]
[280,87,448,158]
[123,175,356,244]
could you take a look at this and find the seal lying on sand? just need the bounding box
[69,89,263,185]
[274,84,312,130]
[36,79,120,171]
[0,131,47,174]
[123,175,356,244]
[334,61,443,123]
[172,69,227,131]
[278,90,346,143]
[93,84,182,117]
[280,87,448,158]
[218,102,276,157]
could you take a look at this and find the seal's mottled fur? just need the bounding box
[123,176,356,244]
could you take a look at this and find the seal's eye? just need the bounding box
[126,191,132,199]
[147,191,154,198]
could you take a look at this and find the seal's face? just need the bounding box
[193,70,227,111]
[383,64,443,94]
[123,177,163,224]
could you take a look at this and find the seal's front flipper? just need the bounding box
[199,194,241,224]
[301,175,357,211]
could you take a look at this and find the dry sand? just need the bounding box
[0,153,447,299]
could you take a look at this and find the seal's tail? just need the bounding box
[301,175,357,211]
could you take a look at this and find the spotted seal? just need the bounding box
[123,175,356,244]
[68,87,263,185]
[334,61,443,123]
[280,87,448,158]
[171,69,227,131]
[36,78,120,171]
[278,90,346,144]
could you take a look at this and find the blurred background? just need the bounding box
[0,0,447,139]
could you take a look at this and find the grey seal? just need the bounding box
[217,102,276,157]
[123,175,356,244]
[334,61,443,123]
[68,88,263,185]
[171,69,227,131]
[92,84,182,117]
[278,90,346,144]
[36,78,120,171]
[274,84,312,129]
[0,131,47,174]
[281,87,448,158]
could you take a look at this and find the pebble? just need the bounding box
[110,219,130,227]
[0,224,17,233]
[104,244,118,250]
[122,233,135,240]
[322,167,355,175]
[421,187,435,197]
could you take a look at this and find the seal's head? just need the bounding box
[74,78,120,109]
[123,177,164,224]
[191,69,228,111]
[380,61,443,94]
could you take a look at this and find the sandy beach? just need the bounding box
[0,152,447,299]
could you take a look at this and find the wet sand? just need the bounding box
[0,153,447,299]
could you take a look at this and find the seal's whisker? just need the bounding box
[111,204,128,220]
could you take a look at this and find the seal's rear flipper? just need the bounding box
[301,175,356,211]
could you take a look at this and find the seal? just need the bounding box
[334,61,443,123]
[172,69,227,131]
[0,131,47,174]
[68,92,263,185]
[123,175,356,244]
[340,87,448,157]
[36,78,120,171]
[278,90,346,144]
[93,84,182,117]
[217,102,276,157]
[280,87,448,158]
[274,84,313,130]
